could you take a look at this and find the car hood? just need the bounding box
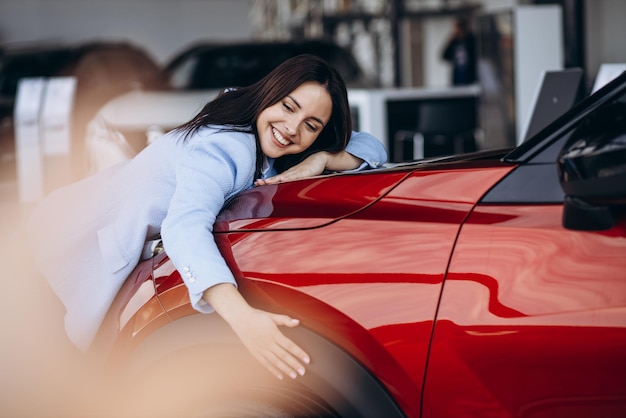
[217,148,513,232]
[216,170,411,231]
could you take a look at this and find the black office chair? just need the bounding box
[415,98,478,158]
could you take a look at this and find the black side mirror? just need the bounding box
[557,102,626,230]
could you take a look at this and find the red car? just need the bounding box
[96,72,626,417]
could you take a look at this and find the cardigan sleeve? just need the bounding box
[345,130,388,170]
[160,130,256,314]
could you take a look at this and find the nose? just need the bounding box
[284,113,301,137]
[284,121,296,136]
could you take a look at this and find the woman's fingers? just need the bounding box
[252,350,286,380]
[260,347,302,380]
[254,152,330,186]
[229,308,311,380]
[204,285,311,380]
[265,315,310,379]
[252,335,307,380]
[272,314,299,327]
[255,176,282,186]
[270,314,311,364]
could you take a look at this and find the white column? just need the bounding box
[14,78,46,202]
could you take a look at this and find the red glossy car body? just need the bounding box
[98,73,626,417]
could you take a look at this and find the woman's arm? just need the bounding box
[162,131,309,380]
[343,130,388,169]
[202,283,310,380]
[255,130,387,185]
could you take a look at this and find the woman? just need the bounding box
[28,54,387,381]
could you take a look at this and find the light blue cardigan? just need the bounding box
[29,126,387,351]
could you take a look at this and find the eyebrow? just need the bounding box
[287,95,326,127]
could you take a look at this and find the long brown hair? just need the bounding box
[174,54,352,177]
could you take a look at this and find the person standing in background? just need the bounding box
[442,17,477,86]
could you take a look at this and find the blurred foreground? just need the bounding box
[0,159,116,417]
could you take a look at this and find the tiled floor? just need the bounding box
[1,156,110,416]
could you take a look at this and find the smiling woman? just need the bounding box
[256,81,332,158]
[28,54,387,384]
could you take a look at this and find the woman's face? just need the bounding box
[256,81,332,159]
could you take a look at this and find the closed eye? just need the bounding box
[305,122,319,132]
[283,102,294,113]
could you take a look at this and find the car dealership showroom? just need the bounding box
[1,0,625,417]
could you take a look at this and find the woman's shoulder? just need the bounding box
[187,125,254,145]
[180,125,257,164]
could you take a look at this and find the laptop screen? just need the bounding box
[520,68,583,142]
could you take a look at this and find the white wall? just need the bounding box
[514,5,563,143]
[584,0,626,86]
[422,18,452,88]
[0,0,255,63]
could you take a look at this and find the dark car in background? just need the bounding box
[161,39,375,91]
[90,72,626,417]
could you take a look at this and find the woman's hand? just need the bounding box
[254,151,363,186]
[255,152,330,186]
[202,283,310,380]
[228,307,309,380]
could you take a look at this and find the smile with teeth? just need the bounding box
[272,127,292,146]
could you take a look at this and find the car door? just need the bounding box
[423,77,626,418]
